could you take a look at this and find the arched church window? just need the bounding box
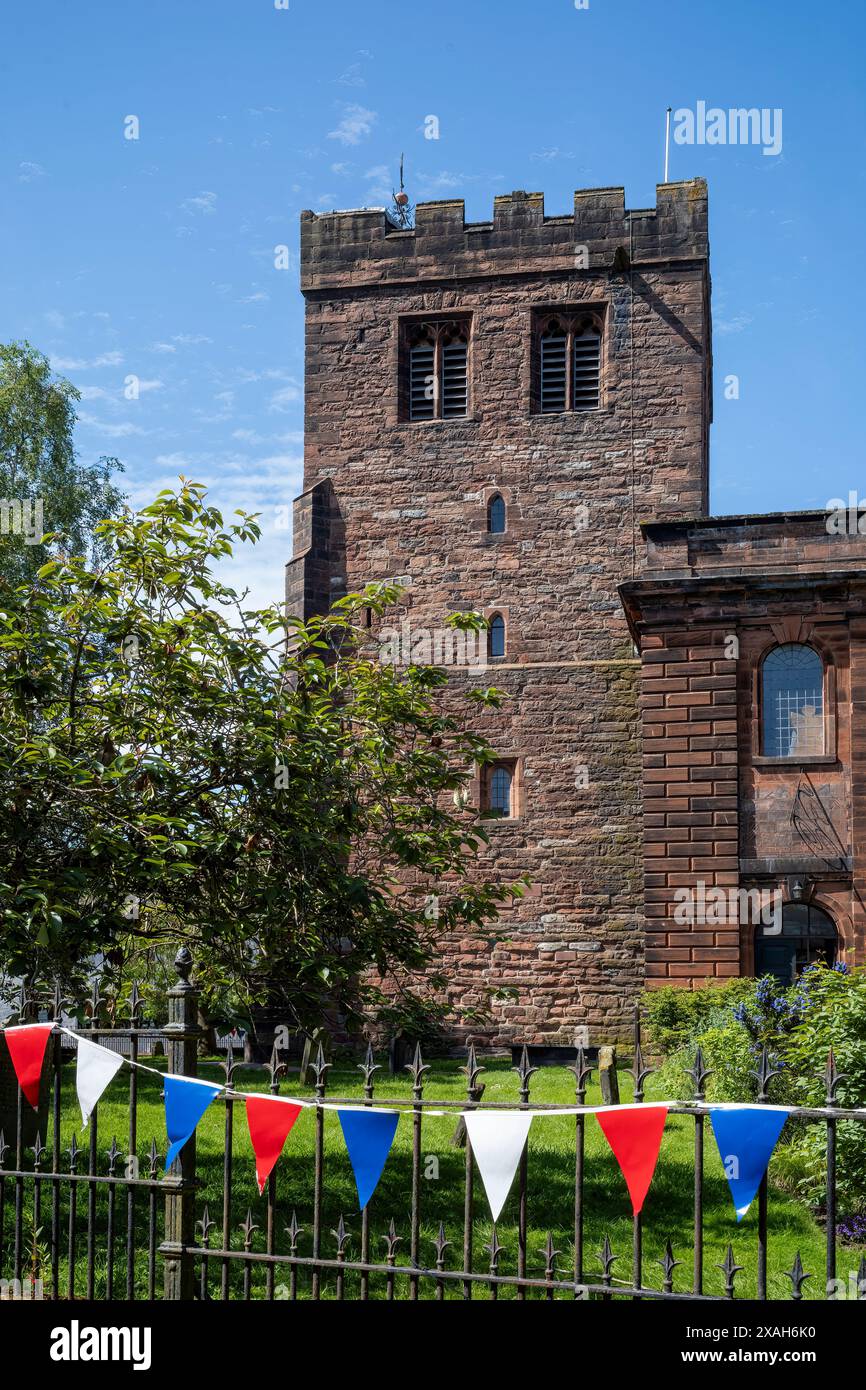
[761,643,824,757]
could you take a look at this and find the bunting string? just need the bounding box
[0,1022,816,1218]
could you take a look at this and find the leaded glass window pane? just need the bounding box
[761,644,824,757]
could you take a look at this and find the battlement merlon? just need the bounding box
[299,180,708,292]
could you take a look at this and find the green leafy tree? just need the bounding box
[0,340,124,585]
[0,480,523,1036]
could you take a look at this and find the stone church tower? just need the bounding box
[287,180,712,1044]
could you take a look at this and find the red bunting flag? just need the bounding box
[3,1024,54,1109]
[245,1095,303,1193]
[596,1104,669,1215]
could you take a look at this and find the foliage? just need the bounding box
[0,341,124,585]
[645,963,866,1212]
[642,978,755,1056]
[0,480,525,1036]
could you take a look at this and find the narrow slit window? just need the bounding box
[488,764,512,817]
[488,613,505,660]
[487,494,506,534]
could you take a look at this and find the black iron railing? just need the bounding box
[1,950,865,1301]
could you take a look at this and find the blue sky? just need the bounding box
[3,0,865,608]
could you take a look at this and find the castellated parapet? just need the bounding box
[300,181,709,290]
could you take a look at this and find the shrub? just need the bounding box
[644,963,866,1213]
[643,979,755,1057]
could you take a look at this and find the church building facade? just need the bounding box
[286,179,864,1045]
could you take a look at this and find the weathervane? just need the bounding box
[388,153,414,228]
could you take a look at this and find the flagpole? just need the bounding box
[664,105,672,182]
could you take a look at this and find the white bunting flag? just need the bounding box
[75,1035,125,1125]
[463,1111,534,1222]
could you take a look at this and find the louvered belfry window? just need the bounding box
[538,312,602,414]
[406,320,469,421]
[409,334,436,420]
[540,321,567,413]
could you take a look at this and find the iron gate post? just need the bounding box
[161,946,201,1300]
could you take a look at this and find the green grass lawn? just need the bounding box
[6,1053,858,1301]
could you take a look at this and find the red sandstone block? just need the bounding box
[644,707,687,723]
[690,675,737,691]
[645,964,671,979]
[644,767,689,782]
[666,751,713,766]
[692,947,740,962]
[692,856,738,870]
[668,963,703,977]
[668,691,712,707]
[643,677,689,693]
[647,948,690,962]
[715,964,741,977]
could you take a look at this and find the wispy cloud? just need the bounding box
[327,104,377,146]
[530,147,575,162]
[415,170,467,195]
[19,161,47,182]
[268,383,301,412]
[78,413,146,438]
[53,351,124,371]
[716,312,754,336]
[181,190,218,216]
[334,63,365,88]
[364,164,392,201]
